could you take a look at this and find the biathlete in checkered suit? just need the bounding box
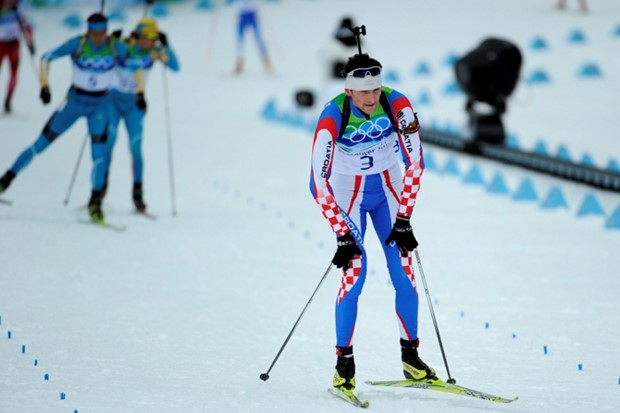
[309,52,437,392]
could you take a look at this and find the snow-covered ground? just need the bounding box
[1,1,619,412]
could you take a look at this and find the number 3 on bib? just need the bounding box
[360,155,374,170]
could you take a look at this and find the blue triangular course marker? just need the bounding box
[62,13,82,29]
[151,3,169,17]
[578,63,602,78]
[197,0,215,10]
[417,90,431,106]
[604,206,620,229]
[567,29,586,43]
[443,80,461,95]
[413,61,431,76]
[108,9,125,21]
[614,24,620,38]
[556,145,572,162]
[530,36,548,50]
[383,69,399,83]
[580,153,596,168]
[463,164,485,185]
[289,111,306,128]
[541,186,568,209]
[443,52,459,67]
[487,173,509,195]
[608,159,620,172]
[423,150,437,171]
[505,133,519,149]
[442,157,460,176]
[534,140,549,156]
[306,118,317,134]
[261,99,278,121]
[577,193,606,217]
[527,69,550,85]
[513,178,538,201]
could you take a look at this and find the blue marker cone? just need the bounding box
[443,52,459,67]
[505,133,519,149]
[417,90,431,106]
[413,61,431,76]
[513,178,538,201]
[541,186,568,209]
[534,140,550,156]
[445,81,461,95]
[423,150,437,171]
[578,63,602,78]
[607,159,620,173]
[527,69,550,85]
[530,36,548,50]
[576,193,605,217]
[383,69,399,83]
[463,164,485,185]
[604,206,620,230]
[261,99,278,121]
[62,13,82,29]
[555,145,572,162]
[151,3,169,17]
[567,29,586,43]
[442,157,460,176]
[580,153,596,168]
[487,173,510,195]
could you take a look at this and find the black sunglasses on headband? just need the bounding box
[346,66,382,78]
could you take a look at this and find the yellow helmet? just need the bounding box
[135,17,159,40]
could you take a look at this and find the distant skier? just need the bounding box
[309,51,435,395]
[0,0,35,113]
[232,0,272,75]
[556,0,588,12]
[103,17,180,213]
[0,13,129,224]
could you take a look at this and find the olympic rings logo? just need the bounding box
[341,116,393,145]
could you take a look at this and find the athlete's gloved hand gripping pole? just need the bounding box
[384,113,422,255]
[333,232,362,268]
[39,60,51,105]
[385,215,418,256]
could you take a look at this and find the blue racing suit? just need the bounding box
[105,38,179,186]
[7,34,128,192]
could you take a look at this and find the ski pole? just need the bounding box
[63,133,89,206]
[260,262,333,381]
[161,67,177,217]
[144,0,154,17]
[414,248,456,384]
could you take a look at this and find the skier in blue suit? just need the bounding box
[103,17,180,213]
[0,12,129,224]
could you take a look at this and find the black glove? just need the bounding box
[136,92,147,112]
[158,32,168,47]
[385,216,418,255]
[332,232,362,269]
[40,86,51,105]
[110,29,122,39]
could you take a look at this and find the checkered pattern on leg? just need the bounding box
[337,256,362,303]
[400,253,417,287]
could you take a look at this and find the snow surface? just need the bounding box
[1,1,619,412]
